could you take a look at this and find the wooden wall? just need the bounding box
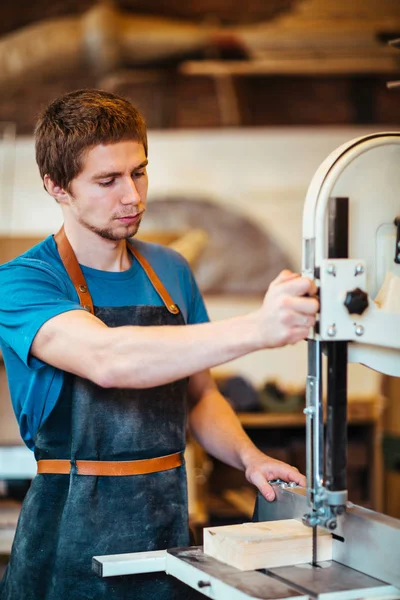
[0,0,399,132]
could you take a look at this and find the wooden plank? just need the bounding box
[180,53,400,76]
[203,519,332,571]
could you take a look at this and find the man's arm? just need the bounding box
[31,270,318,389]
[187,369,306,501]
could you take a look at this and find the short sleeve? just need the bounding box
[187,269,209,325]
[0,258,85,368]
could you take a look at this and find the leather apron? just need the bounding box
[0,231,203,600]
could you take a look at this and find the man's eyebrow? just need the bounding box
[92,160,149,180]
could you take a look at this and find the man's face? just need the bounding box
[67,140,148,241]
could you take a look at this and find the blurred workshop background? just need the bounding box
[1,0,400,554]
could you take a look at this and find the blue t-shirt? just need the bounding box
[0,235,209,450]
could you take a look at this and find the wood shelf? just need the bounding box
[180,53,400,77]
[238,395,386,428]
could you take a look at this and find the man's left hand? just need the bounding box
[243,448,306,501]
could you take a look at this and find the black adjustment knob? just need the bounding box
[344,288,369,315]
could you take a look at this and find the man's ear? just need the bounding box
[43,174,70,204]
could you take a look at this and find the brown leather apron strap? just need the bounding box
[54,226,179,315]
[54,227,94,314]
[37,451,183,476]
[127,242,180,315]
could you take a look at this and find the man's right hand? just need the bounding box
[256,269,319,348]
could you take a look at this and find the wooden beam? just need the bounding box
[180,53,400,76]
[203,519,332,571]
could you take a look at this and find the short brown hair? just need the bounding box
[35,89,148,191]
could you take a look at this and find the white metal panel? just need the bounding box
[0,446,36,478]
[92,549,167,577]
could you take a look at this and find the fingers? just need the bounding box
[272,270,301,285]
[278,300,318,329]
[307,279,318,297]
[248,470,276,502]
[279,465,307,488]
[260,270,319,348]
[246,455,307,502]
[272,271,318,298]
[281,277,316,298]
[288,296,319,315]
[248,466,306,502]
[295,315,315,329]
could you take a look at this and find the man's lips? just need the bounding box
[116,212,143,223]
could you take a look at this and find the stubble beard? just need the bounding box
[77,215,143,241]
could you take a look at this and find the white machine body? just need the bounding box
[302,133,400,376]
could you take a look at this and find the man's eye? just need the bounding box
[99,179,115,187]
[133,171,145,178]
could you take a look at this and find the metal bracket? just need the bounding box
[394,217,400,264]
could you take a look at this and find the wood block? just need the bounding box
[203,519,332,571]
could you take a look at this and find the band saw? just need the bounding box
[92,132,400,600]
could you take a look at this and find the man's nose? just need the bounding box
[121,177,141,204]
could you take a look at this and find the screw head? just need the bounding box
[355,324,365,336]
[327,324,336,337]
[326,264,336,276]
[354,264,364,276]
[325,519,337,531]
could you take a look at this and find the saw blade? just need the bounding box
[312,525,317,566]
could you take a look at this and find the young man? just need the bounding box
[0,89,318,600]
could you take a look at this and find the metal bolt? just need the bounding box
[325,518,337,531]
[327,324,336,337]
[326,264,336,276]
[397,253,400,261]
[288,482,297,488]
[303,514,319,528]
[397,241,400,249]
[354,264,364,276]
[303,407,315,416]
[355,324,364,336]
[280,482,288,489]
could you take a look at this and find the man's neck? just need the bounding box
[62,222,132,272]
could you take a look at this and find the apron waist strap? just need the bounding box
[37,452,183,476]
